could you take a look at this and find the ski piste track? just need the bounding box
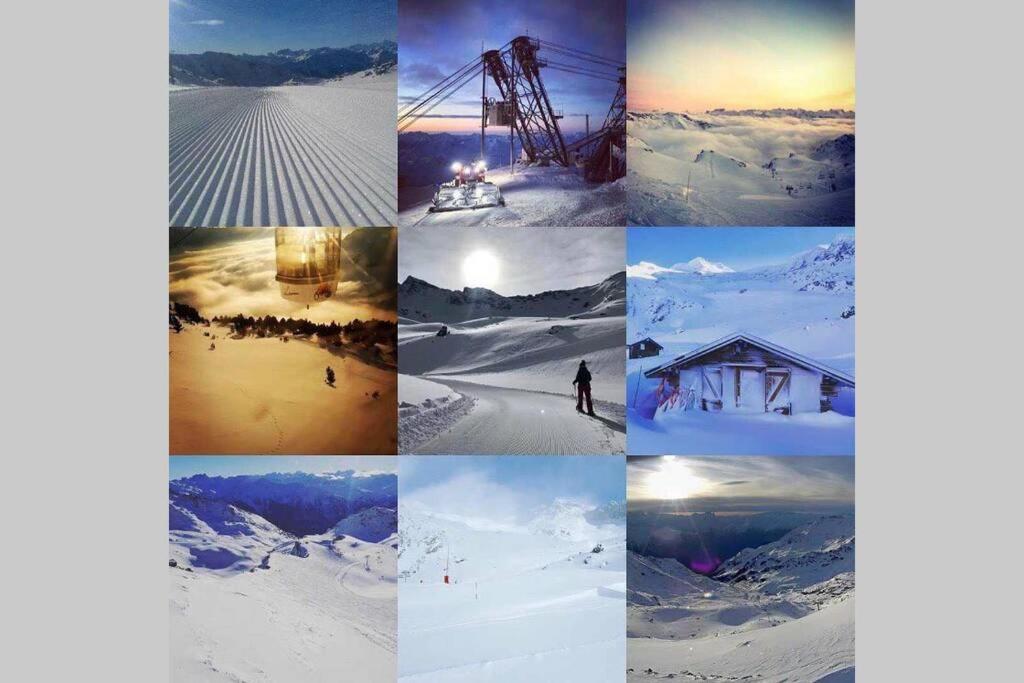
[412,379,626,455]
[170,86,397,227]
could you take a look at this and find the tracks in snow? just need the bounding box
[170,86,397,227]
[410,379,626,455]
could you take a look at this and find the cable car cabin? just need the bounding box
[628,337,663,359]
[274,228,343,304]
[644,333,854,415]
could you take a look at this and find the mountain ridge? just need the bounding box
[170,41,398,86]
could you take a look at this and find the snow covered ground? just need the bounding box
[627,234,855,455]
[399,501,626,682]
[170,322,397,454]
[399,163,627,228]
[398,276,626,454]
[169,470,398,682]
[169,72,397,227]
[627,110,854,226]
[628,515,854,682]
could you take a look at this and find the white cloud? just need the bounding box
[189,19,224,26]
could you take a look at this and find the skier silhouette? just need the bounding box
[573,360,595,416]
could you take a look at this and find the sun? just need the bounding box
[648,457,708,500]
[462,249,500,289]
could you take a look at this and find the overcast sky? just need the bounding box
[399,0,624,134]
[628,227,853,271]
[401,455,624,525]
[169,456,396,479]
[399,226,624,295]
[628,456,854,514]
[169,0,396,54]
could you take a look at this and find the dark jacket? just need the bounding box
[574,366,592,385]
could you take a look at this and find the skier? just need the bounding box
[325,366,336,387]
[573,360,595,416]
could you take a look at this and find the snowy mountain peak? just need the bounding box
[712,515,854,596]
[330,506,397,543]
[397,273,625,323]
[626,261,678,280]
[674,257,735,275]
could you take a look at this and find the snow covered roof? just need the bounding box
[643,332,855,387]
[629,337,663,349]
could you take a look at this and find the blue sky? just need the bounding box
[169,0,396,54]
[169,456,396,479]
[399,0,625,134]
[400,456,625,505]
[628,227,854,271]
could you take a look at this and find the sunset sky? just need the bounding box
[399,0,625,134]
[628,0,855,112]
[168,228,397,324]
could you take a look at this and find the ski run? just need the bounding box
[398,273,627,455]
[399,500,626,682]
[169,471,398,682]
[169,72,397,227]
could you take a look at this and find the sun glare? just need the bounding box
[462,250,500,289]
[648,458,708,500]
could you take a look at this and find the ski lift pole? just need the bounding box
[480,49,486,163]
[631,362,644,408]
[444,545,450,585]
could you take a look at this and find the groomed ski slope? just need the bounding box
[399,505,626,682]
[169,74,397,227]
[399,164,627,228]
[410,378,625,455]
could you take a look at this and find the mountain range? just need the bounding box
[170,470,397,538]
[398,271,626,323]
[169,42,397,86]
[627,235,855,344]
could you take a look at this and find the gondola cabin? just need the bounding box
[644,333,854,415]
[275,228,343,304]
[628,337,663,359]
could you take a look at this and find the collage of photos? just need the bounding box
[168,0,855,681]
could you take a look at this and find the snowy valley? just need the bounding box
[169,469,399,682]
[628,514,854,682]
